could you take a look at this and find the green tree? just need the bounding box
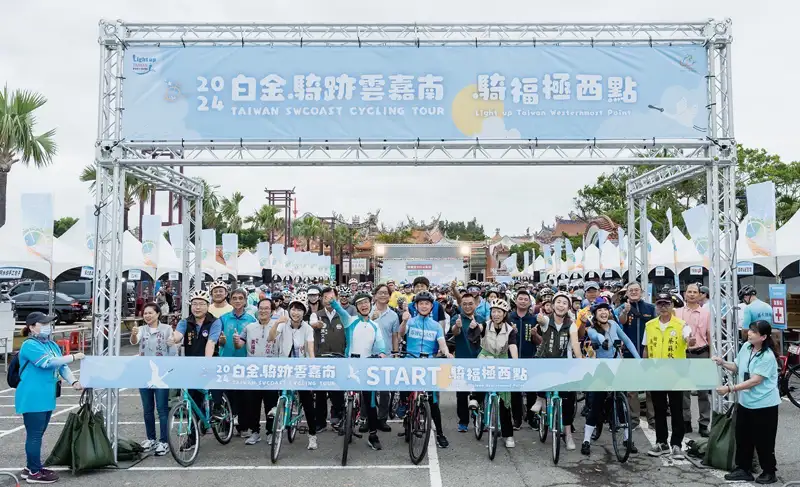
[245,204,284,243]
[736,146,800,226]
[53,216,78,238]
[440,218,488,241]
[509,242,541,269]
[236,226,262,250]
[0,86,57,227]
[219,191,244,233]
[80,165,154,231]
[375,228,413,244]
[293,214,323,251]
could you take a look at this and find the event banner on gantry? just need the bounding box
[123,45,708,141]
[81,357,717,392]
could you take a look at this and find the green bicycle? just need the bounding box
[537,391,563,464]
[167,389,234,467]
[471,392,502,460]
[270,389,305,464]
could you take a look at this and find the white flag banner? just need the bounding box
[222,233,239,274]
[21,193,54,262]
[256,242,270,269]
[202,229,216,263]
[84,205,97,256]
[141,215,162,268]
[168,224,184,259]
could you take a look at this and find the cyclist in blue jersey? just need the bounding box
[740,285,774,330]
[398,291,454,448]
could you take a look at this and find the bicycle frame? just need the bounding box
[183,389,214,429]
[277,390,304,429]
[483,392,498,426]
[545,391,562,432]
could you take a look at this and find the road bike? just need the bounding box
[319,352,364,466]
[778,343,800,408]
[394,351,433,465]
[585,340,633,462]
[167,389,234,466]
[537,391,563,464]
[470,391,502,460]
[270,389,305,463]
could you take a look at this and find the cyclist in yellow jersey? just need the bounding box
[387,279,404,308]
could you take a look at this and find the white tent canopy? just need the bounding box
[156,235,182,279]
[600,240,620,271]
[122,231,156,279]
[237,250,262,277]
[777,209,800,274]
[0,215,50,276]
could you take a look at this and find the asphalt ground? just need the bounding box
[1,346,799,486]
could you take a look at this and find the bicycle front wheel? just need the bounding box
[785,364,800,409]
[168,402,199,467]
[537,397,548,443]
[551,398,562,465]
[288,395,302,444]
[612,392,632,463]
[212,393,234,445]
[341,397,354,466]
[488,395,500,461]
[271,396,287,464]
[473,405,485,441]
[409,397,431,465]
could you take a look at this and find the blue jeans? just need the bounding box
[139,388,170,442]
[23,411,52,474]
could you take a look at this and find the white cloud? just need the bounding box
[476,116,521,139]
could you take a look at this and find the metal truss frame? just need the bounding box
[93,19,735,456]
[625,18,737,412]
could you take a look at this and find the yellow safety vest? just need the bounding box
[645,316,687,359]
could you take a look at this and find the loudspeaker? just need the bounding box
[262,269,272,285]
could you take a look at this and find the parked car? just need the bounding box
[55,280,93,312]
[12,291,87,324]
[7,280,49,296]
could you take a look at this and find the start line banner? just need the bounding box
[123,45,708,141]
[80,357,717,392]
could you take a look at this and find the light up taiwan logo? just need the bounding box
[131,54,157,75]
[745,216,774,256]
[142,240,157,267]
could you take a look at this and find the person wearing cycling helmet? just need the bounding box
[268,292,319,450]
[348,278,359,294]
[532,291,578,450]
[449,290,483,432]
[581,298,640,456]
[571,295,582,313]
[171,289,224,450]
[338,288,357,316]
[329,290,388,451]
[399,291,454,449]
[740,285,773,330]
[409,277,447,331]
[467,298,519,448]
[387,279,404,308]
[306,285,323,319]
[208,280,233,318]
[508,287,539,430]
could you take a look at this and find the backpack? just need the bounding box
[6,339,32,388]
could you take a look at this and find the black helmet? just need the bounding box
[413,291,435,304]
[353,291,372,307]
[590,297,612,314]
[739,285,757,301]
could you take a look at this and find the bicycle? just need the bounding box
[537,391,563,464]
[470,391,502,460]
[394,351,433,465]
[270,389,305,463]
[167,389,234,466]
[318,352,363,466]
[586,340,633,462]
[778,343,800,408]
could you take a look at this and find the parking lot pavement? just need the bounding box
[1,351,799,486]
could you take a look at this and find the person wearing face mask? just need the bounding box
[16,312,85,484]
[531,292,578,451]
[306,286,323,320]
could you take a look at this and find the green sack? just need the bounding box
[116,437,145,462]
[71,403,115,473]
[685,438,709,459]
[44,410,78,467]
[704,405,737,471]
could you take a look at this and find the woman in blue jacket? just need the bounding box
[15,312,85,484]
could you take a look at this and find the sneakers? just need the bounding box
[377,421,392,433]
[457,424,468,433]
[671,445,685,460]
[531,397,545,413]
[724,469,755,482]
[26,470,59,484]
[317,424,328,433]
[359,422,369,433]
[265,434,272,444]
[267,407,276,418]
[330,417,341,428]
[396,403,408,419]
[180,437,196,452]
[755,472,778,484]
[307,435,318,450]
[154,441,169,456]
[581,441,590,455]
[623,440,638,454]
[647,443,670,457]
[368,433,383,451]
[240,429,251,439]
[504,437,515,448]
[565,433,576,451]
[436,434,449,448]
[468,399,479,410]
[245,432,261,445]
[140,439,156,451]
[513,421,522,431]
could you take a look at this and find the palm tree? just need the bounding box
[293,215,323,251]
[245,204,284,243]
[219,191,244,233]
[375,228,412,244]
[79,164,153,231]
[169,178,220,229]
[0,86,57,227]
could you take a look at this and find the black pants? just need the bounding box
[226,390,246,431]
[457,391,471,426]
[736,405,778,474]
[360,391,379,434]
[401,391,444,435]
[537,391,577,428]
[511,391,536,426]
[651,391,684,446]
[189,389,222,417]
[246,390,279,434]
[315,390,345,427]
[473,392,514,437]
[586,392,606,428]
[296,391,317,436]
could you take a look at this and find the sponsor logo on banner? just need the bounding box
[80,357,719,393]
[689,266,703,276]
[128,269,141,281]
[0,267,24,279]
[736,262,754,276]
[132,54,157,75]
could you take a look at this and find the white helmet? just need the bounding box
[189,289,211,304]
[488,298,511,313]
[209,279,228,293]
[288,292,308,312]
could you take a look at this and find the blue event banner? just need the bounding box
[123,45,708,141]
[80,356,717,392]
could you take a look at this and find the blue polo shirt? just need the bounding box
[735,343,780,409]
[218,309,257,357]
[742,298,773,329]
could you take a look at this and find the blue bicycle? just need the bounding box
[537,391,563,464]
[168,389,234,467]
[270,389,305,463]
[471,391,502,460]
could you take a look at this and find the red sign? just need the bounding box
[771,298,786,325]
